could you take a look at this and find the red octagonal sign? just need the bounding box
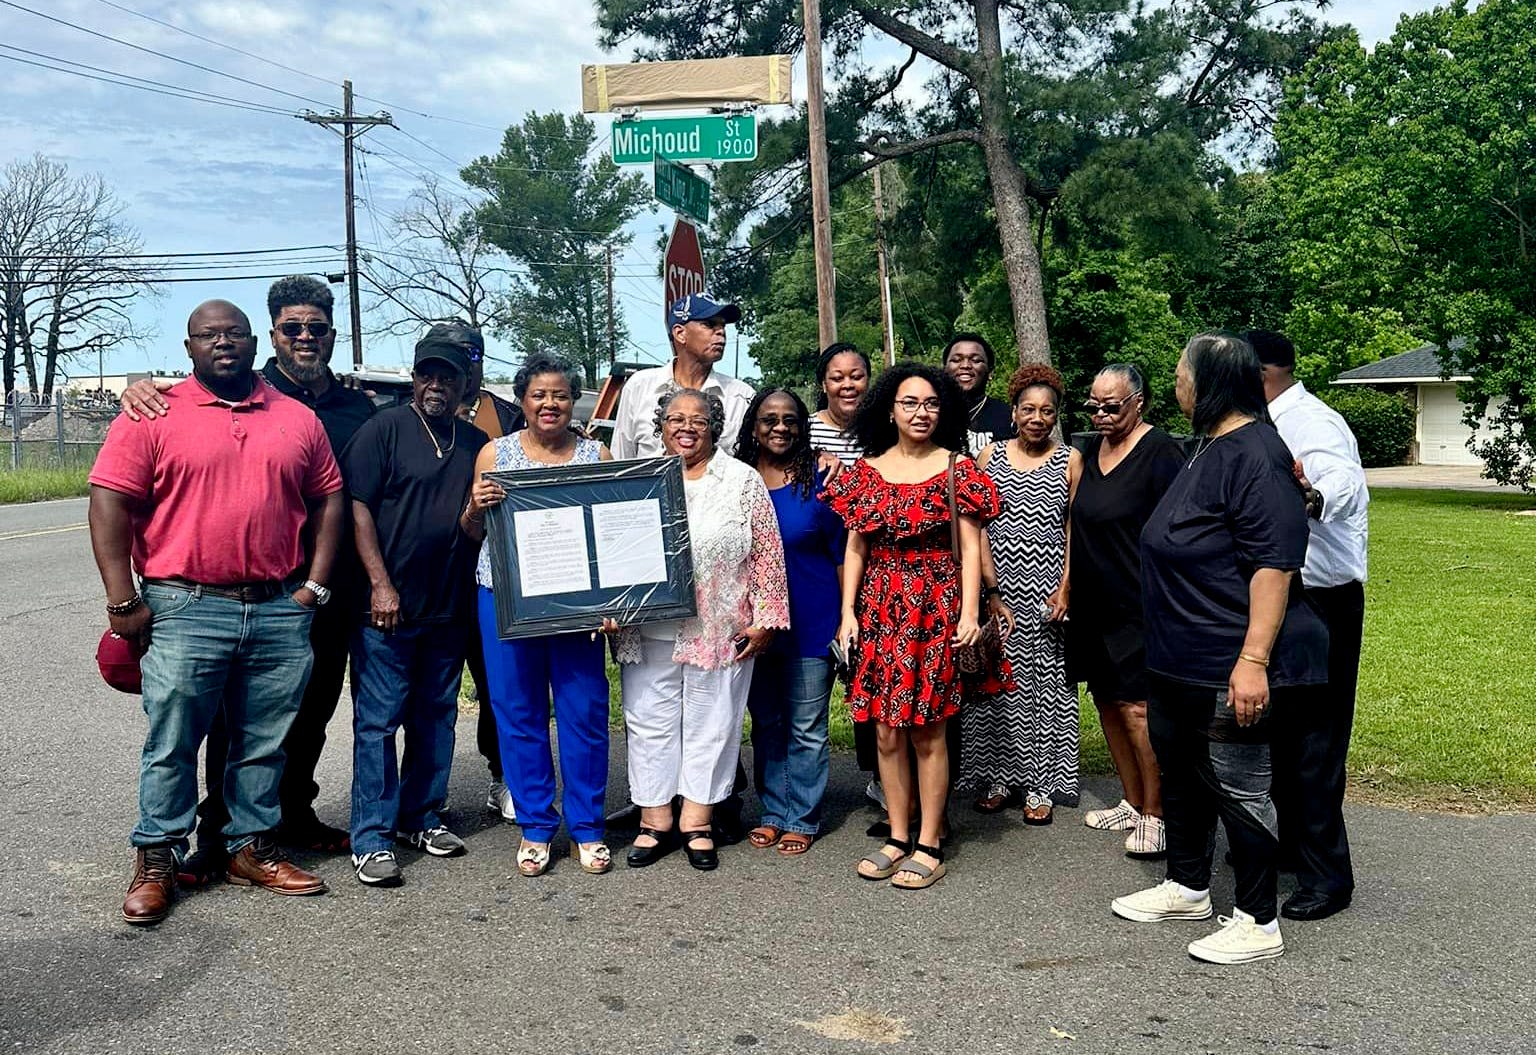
[662,218,705,329]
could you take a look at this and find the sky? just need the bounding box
[0,0,1443,387]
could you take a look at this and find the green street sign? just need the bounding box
[613,114,757,165]
[654,155,711,225]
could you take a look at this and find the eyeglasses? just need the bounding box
[1084,398,1135,417]
[189,328,253,343]
[663,414,711,429]
[757,414,801,429]
[894,397,942,414]
[278,321,333,339]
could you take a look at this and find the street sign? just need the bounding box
[612,114,758,165]
[654,155,711,225]
[662,218,705,328]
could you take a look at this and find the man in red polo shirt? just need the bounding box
[89,299,346,925]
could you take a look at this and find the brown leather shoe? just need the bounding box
[226,836,327,896]
[122,847,177,925]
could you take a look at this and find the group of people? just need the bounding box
[89,275,1368,967]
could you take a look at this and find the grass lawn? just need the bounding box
[0,467,92,504]
[464,487,1535,810]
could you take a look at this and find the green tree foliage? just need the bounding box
[1316,388,1417,468]
[462,113,649,385]
[1274,0,1536,487]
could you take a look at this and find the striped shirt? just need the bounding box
[808,413,862,466]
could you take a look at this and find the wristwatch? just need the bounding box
[301,580,332,606]
[1305,488,1324,520]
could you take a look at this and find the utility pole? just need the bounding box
[871,162,896,367]
[801,0,837,348]
[302,80,393,369]
[605,244,616,368]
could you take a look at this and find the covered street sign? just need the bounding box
[654,156,711,225]
[613,115,758,165]
[662,218,705,328]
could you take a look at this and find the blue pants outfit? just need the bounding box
[134,582,314,857]
[747,654,833,835]
[476,588,609,843]
[349,623,464,855]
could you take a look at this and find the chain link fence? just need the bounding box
[4,392,117,470]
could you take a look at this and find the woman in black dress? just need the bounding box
[1068,364,1185,857]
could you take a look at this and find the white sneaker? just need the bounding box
[1125,814,1167,857]
[1111,879,1213,923]
[485,780,516,822]
[1188,910,1284,964]
[864,779,887,810]
[1085,798,1140,831]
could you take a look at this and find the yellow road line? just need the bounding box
[0,522,87,542]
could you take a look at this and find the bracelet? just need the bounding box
[982,585,1001,600]
[106,594,143,616]
[1238,652,1270,668]
[463,502,484,523]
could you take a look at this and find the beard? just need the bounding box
[278,347,329,383]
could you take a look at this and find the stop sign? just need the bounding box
[662,218,705,330]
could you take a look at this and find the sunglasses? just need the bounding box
[1084,398,1135,417]
[278,321,333,339]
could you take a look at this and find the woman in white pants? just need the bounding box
[613,388,789,871]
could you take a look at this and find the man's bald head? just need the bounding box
[188,299,251,335]
[185,299,258,399]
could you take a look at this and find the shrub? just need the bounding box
[1317,387,1417,467]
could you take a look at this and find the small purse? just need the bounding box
[947,453,1003,678]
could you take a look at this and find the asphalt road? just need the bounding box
[1,497,1532,1055]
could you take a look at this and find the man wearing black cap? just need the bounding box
[612,293,754,459]
[340,335,488,887]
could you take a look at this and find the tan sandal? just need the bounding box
[747,825,782,848]
[890,843,946,889]
[516,839,551,877]
[856,838,911,880]
[571,841,612,874]
[778,833,813,856]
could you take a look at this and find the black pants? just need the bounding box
[1272,581,1361,900]
[464,605,502,781]
[1149,674,1285,925]
[196,601,355,843]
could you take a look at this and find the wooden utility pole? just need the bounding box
[801,0,837,347]
[302,80,393,369]
[605,244,616,367]
[871,163,896,367]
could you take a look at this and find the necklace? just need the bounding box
[411,402,456,459]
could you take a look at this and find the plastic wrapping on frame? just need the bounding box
[482,456,696,640]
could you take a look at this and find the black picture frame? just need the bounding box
[482,456,696,640]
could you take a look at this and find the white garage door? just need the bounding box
[1419,384,1481,466]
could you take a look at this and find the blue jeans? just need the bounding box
[349,623,464,855]
[747,654,833,835]
[134,582,314,857]
[477,589,609,843]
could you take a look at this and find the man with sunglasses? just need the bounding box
[118,277,375,880]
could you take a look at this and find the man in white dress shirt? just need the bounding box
[612,294,756,459]
[1251,329,1368,922]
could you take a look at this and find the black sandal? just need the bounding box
[625,826,677,869]
[681,829,718,871]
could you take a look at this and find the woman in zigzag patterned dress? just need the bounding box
[961,364,1081,824]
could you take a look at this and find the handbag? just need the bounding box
[947,453,1004,678]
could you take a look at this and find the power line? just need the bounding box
[17,243,342,261]
[0,0,331,108]
[0,50,292,116]
[0,42,296,114]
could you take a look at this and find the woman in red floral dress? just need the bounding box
[827,363,1002,889]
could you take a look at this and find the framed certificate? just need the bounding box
[482,456,696,639]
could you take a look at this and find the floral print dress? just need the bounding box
[823,457,1003,727]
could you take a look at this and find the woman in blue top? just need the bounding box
[734,387,846,855]
[460,352,614,878]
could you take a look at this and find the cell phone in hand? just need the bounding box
[828,638,851,679]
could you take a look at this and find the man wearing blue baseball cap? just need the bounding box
[611,293,754,459]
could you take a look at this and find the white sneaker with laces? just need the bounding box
[397,826,467,858]
[1187,910,1284,964]
[1085,798,1140,831]
[1111,879,1213,923]
[865,779,887,810]
[352,849,403,887]
[485,780,517,822]
[1125,814,1167,856]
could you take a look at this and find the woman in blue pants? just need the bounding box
[460,352,614,876]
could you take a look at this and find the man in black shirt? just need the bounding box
[117,276,376,881]
[942,332,1017,453]
[342,335,487,887]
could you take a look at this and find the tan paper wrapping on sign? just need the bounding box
[582,56,793,112]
